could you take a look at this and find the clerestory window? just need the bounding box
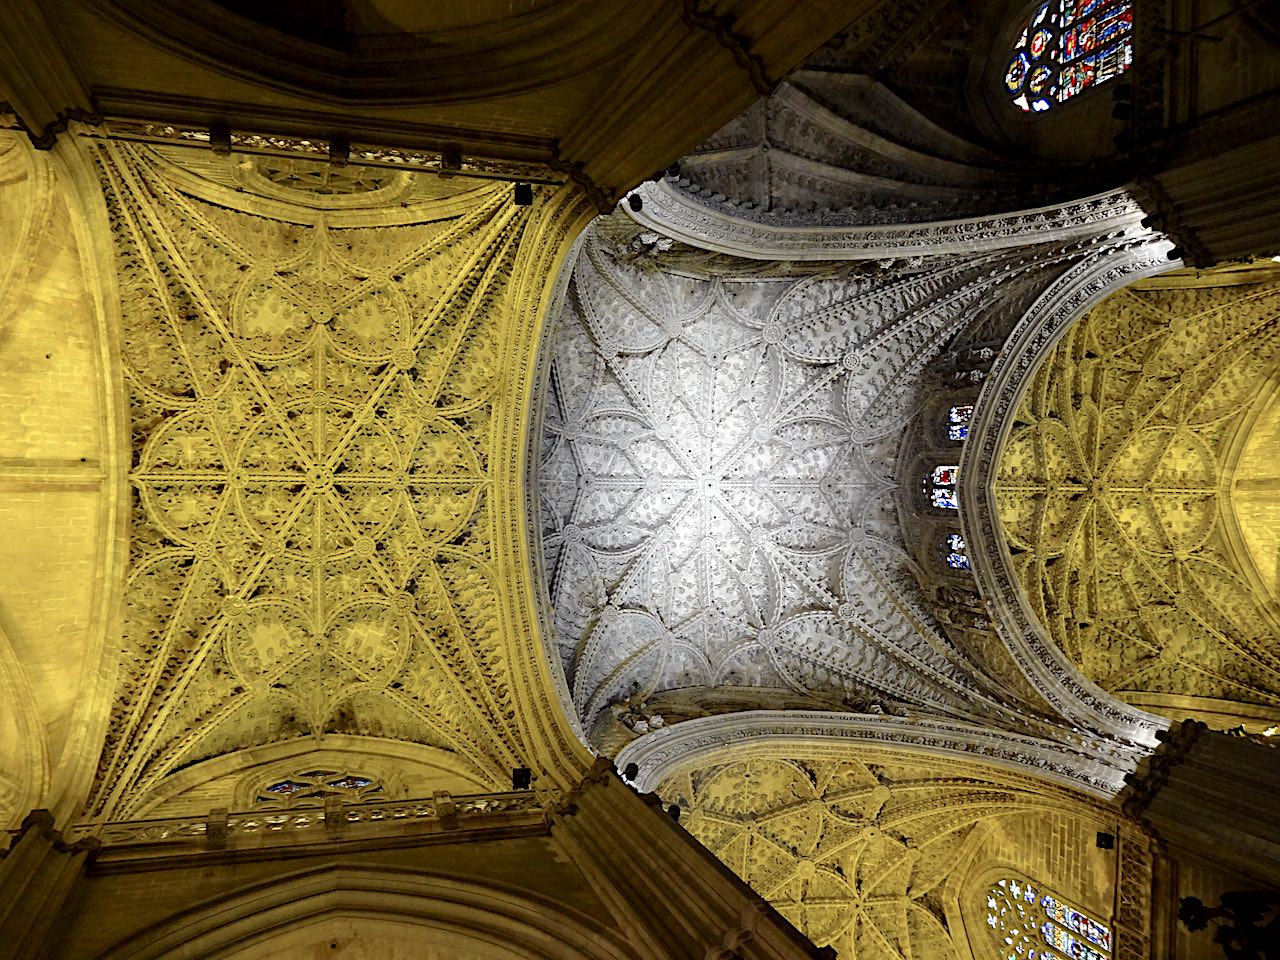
[1005,0,1133,112]
[928,464,960,510]
[945,532,971,570]
[985,876,1113,960]
[949,404,974,441]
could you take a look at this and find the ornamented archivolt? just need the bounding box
[90,143,544,816]
[995,279,1280,723]
[535,217,1103,741]
[657,751,1110,960]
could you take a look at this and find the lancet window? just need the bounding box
[1005,0,1133,112]
[985,876,1113,960]
[928,465,960,510]
[949,404,974,441]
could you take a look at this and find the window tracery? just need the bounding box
[257,770,384,807]
[1005,0,1134,112]
[985,876,1112,960]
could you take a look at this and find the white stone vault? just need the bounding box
[529,211,1166,771]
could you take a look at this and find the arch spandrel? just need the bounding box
[992,266,1280,732]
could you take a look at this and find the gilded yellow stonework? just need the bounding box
[995,273,1280,730]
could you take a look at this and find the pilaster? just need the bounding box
[1121,720,1280,885]
[549,760,833,960]
[0,810,99,958]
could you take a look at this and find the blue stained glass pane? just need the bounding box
[1011,0,1132,111]
[931,489,958,510]
[266,779,308,795]
[1062,0,1109,26]
[949,424,969,441]
[1006,52,1031,93]
[947,533,967,552]
[1042,897,1112,951]
[946,552,971,570]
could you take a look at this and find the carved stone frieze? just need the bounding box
[1114,827,1157,960]
[616,710,1135,797]
[630,178,1146,261]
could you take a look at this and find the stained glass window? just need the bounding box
[257,770,384,807]
[984,877,1113,960]
[949,405,973,442]
[946,532,971,570]
[927,464,960,511]
[932,465,958,485]
[1006,0,1133,112]
[932,489,959,510]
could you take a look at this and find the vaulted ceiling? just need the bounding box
[77,141,595,819]
[656,746,1124,960]
[0,0,1276,862]
[995,269,1280,730]
[531,204,1173,764]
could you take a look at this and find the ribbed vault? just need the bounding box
[654,746,1129,960]
[995,269,1280,729]
[87,141,592,819]
[532,209,1165,754]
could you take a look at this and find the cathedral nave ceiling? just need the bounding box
[82,141,594,819]
[995,270,1280,731]
[3,0,1276,835]
[531,210,1167,760]
[652,746,1132,960]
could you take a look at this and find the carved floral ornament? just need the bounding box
[628,178,1147,261]
[86,140,590,818]
[960,246,1177,748]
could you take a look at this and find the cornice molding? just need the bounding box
[614,710,1135,797]
[629,179,1147,260]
